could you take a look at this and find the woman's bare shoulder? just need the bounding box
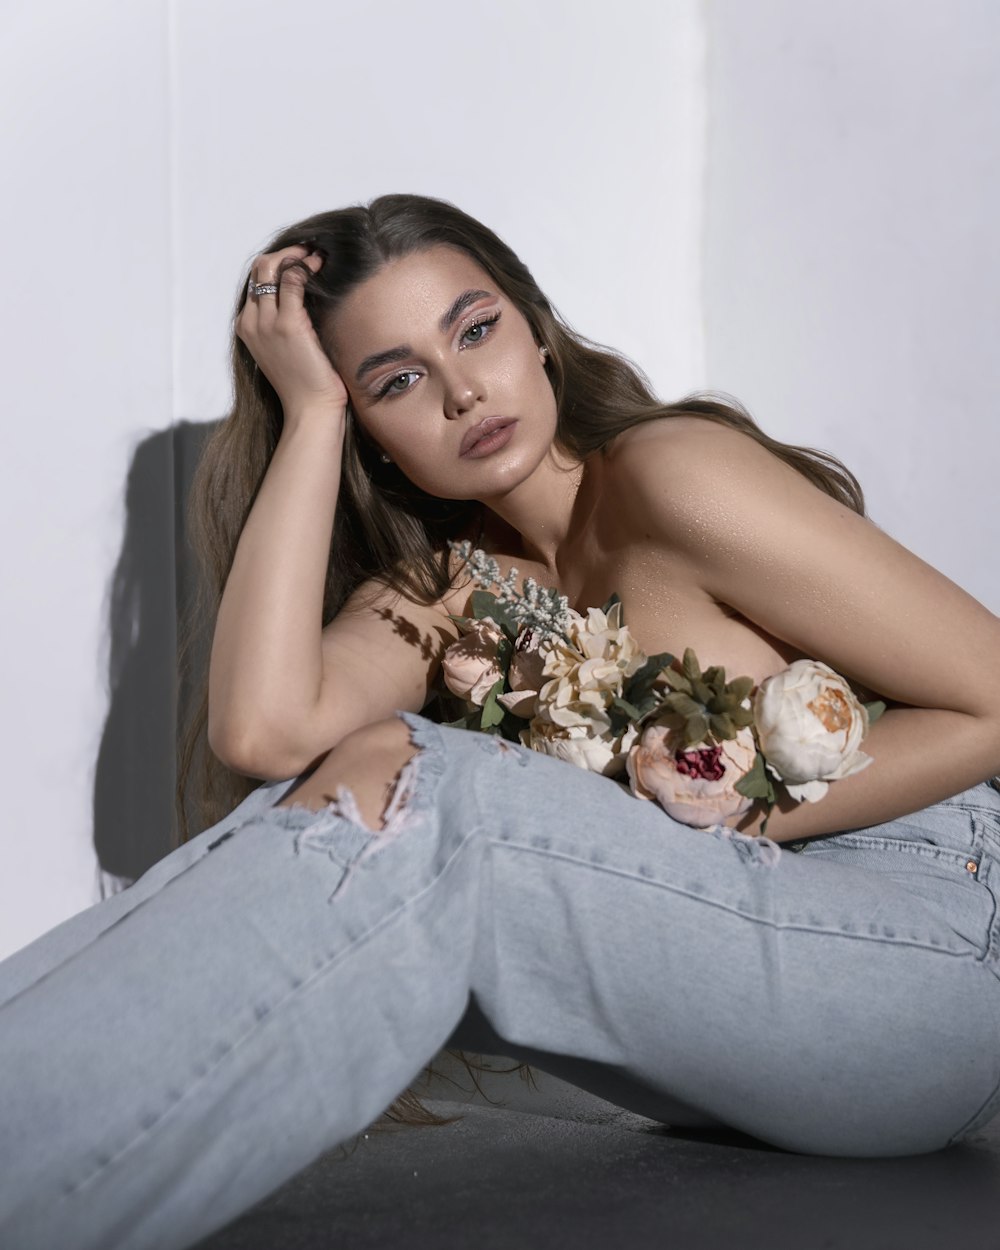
[601,415,795,535]
[604,414,764,464]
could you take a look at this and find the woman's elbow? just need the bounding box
[207,718,306,782]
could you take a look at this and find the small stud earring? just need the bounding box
[380,452,392,464]
[539,345,549,359]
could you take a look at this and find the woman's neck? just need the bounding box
[478,447,595,579]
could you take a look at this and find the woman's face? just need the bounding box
[323,245,558,501]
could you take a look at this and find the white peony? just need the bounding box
[753,659,874,802]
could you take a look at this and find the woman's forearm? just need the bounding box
[729,705,1000,842]
[207,407,346,770]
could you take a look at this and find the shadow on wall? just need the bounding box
[92,419,218,890]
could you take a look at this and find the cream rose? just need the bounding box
[626,722,757,829]
[523,718,638,778]
[516,601,647,774]
[753,659,874,802]
[441,617,505,707]
[543,602,646,692]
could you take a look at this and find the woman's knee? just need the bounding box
[277,713,420,828]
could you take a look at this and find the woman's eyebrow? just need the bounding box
[440,288,494,333]
[354,288,495,382]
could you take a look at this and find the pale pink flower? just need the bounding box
[441,617,505,707]
[497,626,548,718]
[627,722,757,829]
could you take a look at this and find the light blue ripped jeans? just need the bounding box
[2,711,1000,1250]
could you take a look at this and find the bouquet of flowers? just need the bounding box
[439,543,885,836]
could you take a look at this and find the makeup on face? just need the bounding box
[459,417,518,459]
[326,247,558,499]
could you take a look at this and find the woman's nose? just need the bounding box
[442,368,485,420]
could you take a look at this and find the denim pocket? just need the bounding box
[803,833,996,962]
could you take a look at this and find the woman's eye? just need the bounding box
[376,370,419,399]
[461,311,501,347]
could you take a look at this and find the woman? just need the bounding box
[3,192,1000,1250]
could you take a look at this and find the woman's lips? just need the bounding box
[459,417,517,458]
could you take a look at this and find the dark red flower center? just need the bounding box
[675,743,725,781]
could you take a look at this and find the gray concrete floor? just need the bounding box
[194,1054,1000,1249]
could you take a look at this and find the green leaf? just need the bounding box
[624,653,674,697]
[665,692,702,718]
[682,647,702,684]
[734,751,776,803]
[635,692,666,718]
[470,590,521,639]
[480,678,506,729]
[496,635,513,669]
[709,712,737,740]
[612,696,642,720]
[659,667,691,694]
[691,678,712,705]
[703,665,725,688]
[681,714,709,747]
[608,706,634,738]
[469,589,500,617]
[863,699,886,725]
[728,675,755,704]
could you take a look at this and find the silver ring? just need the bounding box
[247,279,279,298]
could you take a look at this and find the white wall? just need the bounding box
[1,2,173,956]
[4,0,998,962]
[703,0,1000,612]
[0,0,705,959]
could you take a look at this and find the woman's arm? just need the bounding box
[209,246,459,781]
[612,418,1000,841]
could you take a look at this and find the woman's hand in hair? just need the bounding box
[237,244,349,419]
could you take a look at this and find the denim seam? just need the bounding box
[971,815,1000,967]
[55,817,484,1201]
[804,836,973,860]
[945,967,1000,1143]
[490,837,979,955]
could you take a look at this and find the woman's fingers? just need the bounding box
[237,244,311,342]
[236,244,348,412]
[244,244,314,328]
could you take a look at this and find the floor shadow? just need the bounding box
[194,1096,1000,1250]
[92,419,217,887]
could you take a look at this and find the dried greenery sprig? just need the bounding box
[448,540,573,639]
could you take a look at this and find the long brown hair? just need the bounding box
[175,192,866,1136]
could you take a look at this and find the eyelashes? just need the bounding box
[460,310,501,346]
[375,372,420,400]
[373,311,502,400]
